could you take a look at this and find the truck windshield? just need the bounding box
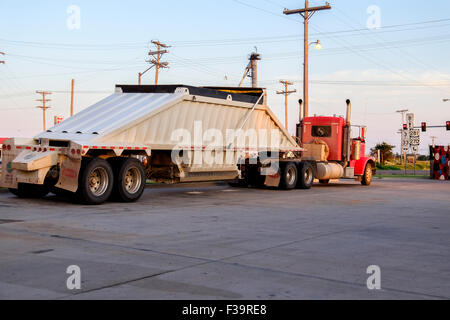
[312,126,332,138]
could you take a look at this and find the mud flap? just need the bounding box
[262,165,281,188]
[1,152,19,189]
[55,155,81,193]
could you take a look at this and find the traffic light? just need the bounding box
[447,121,450,131]
[403,124,408,130]
[421,122,427,132]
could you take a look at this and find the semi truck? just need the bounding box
[0,85,375,205]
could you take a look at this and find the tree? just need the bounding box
[370,142,395,164]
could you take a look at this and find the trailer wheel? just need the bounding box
[297,162,314,190]
[280,162,298,190]
[78,158,113,205]
[361,163,373,186]
[9,183,49,199]
[111,158,146,202]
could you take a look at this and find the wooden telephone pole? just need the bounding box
[283,1,331,118]
[36,91,52,131]
[147,40,170,85]
[70,79,75,116]
[277,81,297,130]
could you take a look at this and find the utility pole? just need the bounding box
[0,51,5,64]
[431,136,437,148]
[396,109,409,165]
[238,51,261,88]
[277,80,297,130]
[36,91,52,131]
[70,79,75,116]
[148,40,170,85]
[283,1,331,118]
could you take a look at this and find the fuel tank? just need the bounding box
[315,162,344,180]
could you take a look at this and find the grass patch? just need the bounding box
[376,163,401,170]
[377,160,431,171]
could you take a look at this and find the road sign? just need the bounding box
[409,129,420,146]
[400,113,421,154]
[406,113,415,129]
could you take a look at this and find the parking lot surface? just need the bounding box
[0,178,449,299]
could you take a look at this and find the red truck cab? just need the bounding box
[297,100,376,184]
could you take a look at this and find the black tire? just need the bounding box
[9,183,49,198]
[78,158,114,205]
[319,179,330,184]
[361,163,373,186]
[110,158,146,202]
[297,162,314,190]
[279,162,298,190]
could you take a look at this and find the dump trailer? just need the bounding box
[1,85,375,205]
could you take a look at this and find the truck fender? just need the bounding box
[354,157,376,176]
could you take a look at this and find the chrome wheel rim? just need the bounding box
[366,166,372,181]
[89,167,109,196]
[304,167,313,185]
[124,167,142,194]
[286,167,296,186]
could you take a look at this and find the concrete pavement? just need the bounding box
[0,178,449,300]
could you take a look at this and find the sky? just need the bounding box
[1,0,450,154]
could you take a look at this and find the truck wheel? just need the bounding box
[111,158,146,202]
[9,183,49,198]
[78,158,113,205]
[361,163,373,186]
[279,162,298,190]
[319,179,330,184]
[297,162,314,190]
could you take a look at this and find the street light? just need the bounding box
[310,40,322,50]
[283,1,331,119]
